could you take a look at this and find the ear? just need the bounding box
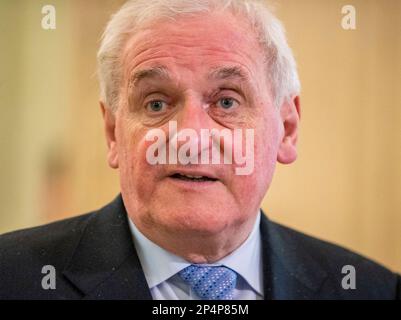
[100,101,119,169]
[277,95,301,164]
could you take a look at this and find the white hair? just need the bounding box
[97,0,300,111]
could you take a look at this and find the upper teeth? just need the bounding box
[181,174,203,179]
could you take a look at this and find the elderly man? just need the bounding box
[0,0,399,300]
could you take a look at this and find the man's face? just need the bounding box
[104,12,297,238]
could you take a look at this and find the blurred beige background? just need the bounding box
[0,0,400,272]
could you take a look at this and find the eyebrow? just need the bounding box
[130,66,171,87]
[207,66,250,83]
[129,65,250,87]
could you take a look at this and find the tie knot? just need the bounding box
[178,265,237,300]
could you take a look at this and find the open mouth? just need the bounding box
[169,173,218,182]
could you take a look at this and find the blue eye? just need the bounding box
[218,98,236,109]
[147,100,166,112]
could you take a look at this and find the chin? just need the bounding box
[152,202,239,236]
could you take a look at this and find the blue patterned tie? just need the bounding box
[178,265,237,300]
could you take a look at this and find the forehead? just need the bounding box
[121,11,266,83]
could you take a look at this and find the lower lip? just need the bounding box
[166,176,219,190]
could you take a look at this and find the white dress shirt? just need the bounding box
[128,212,264,300]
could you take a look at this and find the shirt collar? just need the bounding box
[128,211,263,296]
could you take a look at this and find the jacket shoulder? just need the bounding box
[267,219,400,299]
[0,211,95,299]
[0,212,94,260]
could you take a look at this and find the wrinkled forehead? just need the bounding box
[119,11,266,80]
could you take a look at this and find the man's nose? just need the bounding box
[177,97,213,131]
[173,96,214,154]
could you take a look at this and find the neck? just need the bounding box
[133,214,258,264]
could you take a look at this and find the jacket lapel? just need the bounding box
[62,195,152,300]
[260,213,328,299]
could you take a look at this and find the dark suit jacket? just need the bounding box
[0,194,399,299]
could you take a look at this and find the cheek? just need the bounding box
[255,135,278,184]
[258,120,281,179]
[235,115,281,201]
[116,121,158,196]
[233,139,277,197]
